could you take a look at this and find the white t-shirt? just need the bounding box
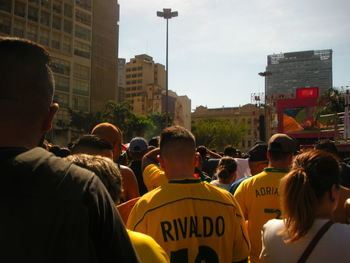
[234,158,251,180]
[210,180,231,191]
[260,219,350,263]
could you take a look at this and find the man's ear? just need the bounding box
[157,154,165,169]
[329,184,340,203]
[42,103,59,132]
[194,152,200,167]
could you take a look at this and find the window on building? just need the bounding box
[52,15,61,30]
[72,95,89,112]
[137,79,142,83]
[14,1,26,17]
[137,73,143,77]
[75,10,91,26]
[53,0,62,14]
[137,66,142,70]
[75,0,91,11]
[54,75,69,92]
[0,0,12,13]
[75,25,91,41]
[54,92,69,108]
[41,0,50,9]
[74,63,90,80]
[0,15,11,35]
[74,41,90,58]
[28,6,39,21]
[51,32,60,49]
[73,79,90,95]
[64,3,73,17]
[62,36,71,53]
[26,24,38,41]
[51,57,70,75]
[40,11,50,26]
[29,0,39,4]
[63,19,72,34]
[39,28,50,46]
[13,19,25,37]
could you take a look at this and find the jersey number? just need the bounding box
[264,208,281,219]
[170,246,219,263]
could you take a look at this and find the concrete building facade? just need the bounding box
[265,49,332,97]
[0,0,119,145]
[192,104,265,152]
[124,54,166,115]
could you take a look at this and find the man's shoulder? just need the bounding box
[14,147,96,198]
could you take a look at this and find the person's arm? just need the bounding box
[120,165,140,201]
[87,175,140,262]
[206,148,222,159]
[142,148,160,171]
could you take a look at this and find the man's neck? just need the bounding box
[268,160,290,171]
[165,169,197,180]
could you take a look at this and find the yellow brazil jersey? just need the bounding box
[127,179,250,263]
[233,168,288,263]
[142,164,168,191]
[127,230,169,263]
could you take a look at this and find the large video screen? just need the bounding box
[282,105,332,134]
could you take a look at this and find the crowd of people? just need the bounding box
[2,37,350,262]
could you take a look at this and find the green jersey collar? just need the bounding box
[168,179,202,184]
[264,167,289,173]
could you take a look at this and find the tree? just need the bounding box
[68,101,172,141]
[191,118,246,150]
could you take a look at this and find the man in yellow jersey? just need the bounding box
[234,133,297,263]
[142,147,168,191]
[128,126,250,263]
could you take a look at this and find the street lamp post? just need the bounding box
[258,71,272,140]
[157,8,178,126]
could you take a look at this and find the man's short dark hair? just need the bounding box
[196,146,207,159]
[224,145,237,157]
[160,126,196,157]
[71,135,112,153]
[0,37,54,118]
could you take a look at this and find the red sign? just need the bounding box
[296,87,319,99]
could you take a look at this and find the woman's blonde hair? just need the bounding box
[280,149,340,243]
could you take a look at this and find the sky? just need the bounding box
[118,0,350,110]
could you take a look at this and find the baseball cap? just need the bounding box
[91,122,123,147]
[248,143,268,162]
[268,133,297,153]
[129,137,148,153]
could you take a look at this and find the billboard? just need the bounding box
[277,97,335,138]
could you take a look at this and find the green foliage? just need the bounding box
[191,118,246,150]
[69,101,172,141]
[318,87,345,115]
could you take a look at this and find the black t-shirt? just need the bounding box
[129,160,147,196]
[0,147,139,263]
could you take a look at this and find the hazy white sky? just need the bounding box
[118,0,350,110]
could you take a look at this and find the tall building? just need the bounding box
[265,49,332,97]
[124,54,166,115]
[117,58,126,102]
[0,0,119,145]
[192,104,264,152]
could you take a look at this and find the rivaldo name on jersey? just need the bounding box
[160,216,225,242]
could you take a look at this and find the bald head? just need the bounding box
[0,37,54,121]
